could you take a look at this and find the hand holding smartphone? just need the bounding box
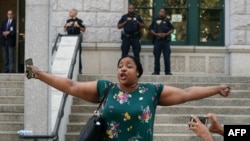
[189,115,208,128]
[25,58,34,79]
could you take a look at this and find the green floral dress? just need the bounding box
[97,80,164,141]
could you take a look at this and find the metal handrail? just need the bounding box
[19,34,82,141]
[52,33,63,56]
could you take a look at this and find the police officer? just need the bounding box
[64,9,85,74]
[117,4,145,62]
[149,8,174,75]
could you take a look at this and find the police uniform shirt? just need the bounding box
[149,17,174,34]
[65,18,85,35]
[118,13,144,35]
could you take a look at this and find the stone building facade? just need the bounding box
[50,0,250,76]
[24,0,250,138]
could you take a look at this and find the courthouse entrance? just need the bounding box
[0,0,25,73]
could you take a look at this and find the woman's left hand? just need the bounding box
[219,85,231,97]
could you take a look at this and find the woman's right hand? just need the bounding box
[25,65,40,79]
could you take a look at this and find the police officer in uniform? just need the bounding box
[117,4,145,62]
[149,8,174,75]
[64,9,85,74]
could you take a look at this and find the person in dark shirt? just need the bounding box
[64,9,85,34]
[117,4,145,62]
[64,9,85,74]
[149,8,174,75]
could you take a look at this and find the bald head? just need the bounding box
[69,9,78,18]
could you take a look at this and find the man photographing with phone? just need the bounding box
[188,113,224,141]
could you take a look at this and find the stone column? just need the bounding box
[229,0,250,76]
[24,0,51,135]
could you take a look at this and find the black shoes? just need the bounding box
[165,72,172,75]
[151,72,159,75]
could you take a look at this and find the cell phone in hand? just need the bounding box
[189,116,208,127]
[25,58,33,79]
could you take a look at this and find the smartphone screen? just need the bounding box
[189,116,208,127]
[25,58,33,79]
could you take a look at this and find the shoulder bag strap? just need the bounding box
[96,82,114,111]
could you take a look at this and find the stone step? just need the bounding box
[78,75,250,83]
[0,74,24,81]
[65,132,223,141]
[72,97,250,106]
[165,83,250,90]
[153,133,223,141]
[0,113,24,122]
[211,91,250,98]
[0,96,24,104]
[154,114,250,125]
[0,122,23,131]
[0,88,24,96]
[0,81,24,88]
[0,131,25,141]
[71,105,250,115]
[156,106,250,115]
[179,98,250,106]
[0,104,24,113]
[68,113,250,125]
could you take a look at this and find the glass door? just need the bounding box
[17,0,25,73]
[164,0,188,44]
[129,0,154,44]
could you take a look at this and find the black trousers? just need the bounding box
[78,42,82,73]
[121,37,141,62]
[153,40,171,73]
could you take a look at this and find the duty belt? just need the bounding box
[122,31,140,38]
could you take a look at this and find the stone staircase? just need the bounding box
[0,74,24,141]
[65,75,250,141]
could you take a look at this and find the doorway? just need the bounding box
[0,0,25,73]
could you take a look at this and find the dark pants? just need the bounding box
[121,37,141,62]
[78,35,82,73]
[153,40,171,73]
[2,45,14,73]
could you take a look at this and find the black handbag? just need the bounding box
[77,83,114,141]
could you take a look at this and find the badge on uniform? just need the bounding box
[10,26,13,31]
[163,21,166,24]
[156,20,162,25]
[133,17,137,21]
[127,17,132,21]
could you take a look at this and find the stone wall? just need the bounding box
[228,0,250,76]
[52,0,126,44]
[230,0,250,45]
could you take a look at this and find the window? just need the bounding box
[129,0,225,46]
